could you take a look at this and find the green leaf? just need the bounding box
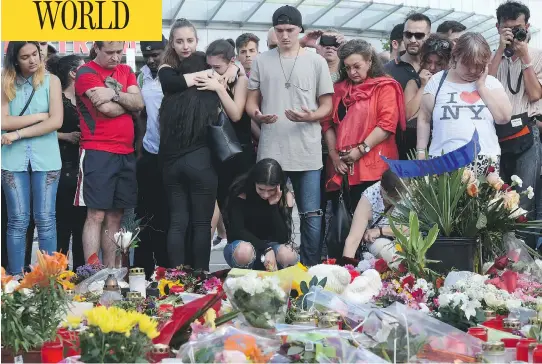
[300,281,309,295]
[287,346,305,356]
[309,276,318,287]
[318,277,327,288]
[476,213,487,230]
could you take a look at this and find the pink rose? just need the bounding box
[486,172,504,190]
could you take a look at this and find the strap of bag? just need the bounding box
[19,89,36,116]
[340,174,352,213]
[370,205,393,229]
[429,70,447,130]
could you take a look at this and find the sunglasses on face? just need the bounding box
[403,31,425,40]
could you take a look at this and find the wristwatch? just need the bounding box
[521,62,532,70]
[112,90,120,102]
[360,142,371,154]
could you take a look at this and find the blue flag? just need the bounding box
[382,131,480,178]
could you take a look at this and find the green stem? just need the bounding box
[215,310,240,327]
[381,348,392,362]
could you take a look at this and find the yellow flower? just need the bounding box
[63,314,82,329]
[291,281,302,296]
[137,314,159,339]
[204,308,217,330]
[158,279,181,296]
[395,244,403,252]
[73,294,86,302]
[296,262,308,272]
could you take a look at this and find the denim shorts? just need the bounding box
[224,240,299,270]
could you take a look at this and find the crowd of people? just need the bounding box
[1,1,541,277]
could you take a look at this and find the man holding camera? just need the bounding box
[489,1,542,237]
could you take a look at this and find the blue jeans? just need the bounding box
[1,169,60,274]
[224,240,299,270]
[287,170,322,266]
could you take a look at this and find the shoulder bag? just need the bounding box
[208,106,243,163]
[324,174,353,259]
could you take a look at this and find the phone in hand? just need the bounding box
[319,35,340,48]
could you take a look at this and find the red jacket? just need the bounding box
[322,77,406,191]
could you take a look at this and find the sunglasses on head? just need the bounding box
[426,39,451,52]
[403,31,425,40]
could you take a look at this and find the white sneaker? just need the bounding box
[211,238,228,251]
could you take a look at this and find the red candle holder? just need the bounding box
[41,340,64,363]
[467,327,488,342]
[533,344,542,364]
[58,328,81,357]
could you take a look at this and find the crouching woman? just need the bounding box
[223,158,298,271]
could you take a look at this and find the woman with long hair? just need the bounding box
[195,38,254,249]
[322,40,405,216]
[1,41,63,275]
[159,87,220,271]
[401,34,452,159]
[158,18,240,96]
[223,158,297,271]
[417,33,512,175]
[46,54,87,271]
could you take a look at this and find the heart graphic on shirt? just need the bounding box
[460,91,481,104]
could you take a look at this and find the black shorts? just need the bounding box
[74,149,137,210]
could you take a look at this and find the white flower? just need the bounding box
[114,229,133,250]
[461,299,482,320]
[484,292,503,308]
[509,207,528,220]
[511,175,523,187]
[526,186,535,200]
[3,279,19,294]
[489,155,499,163]
[506,299,522,310]
[418,303,430,313]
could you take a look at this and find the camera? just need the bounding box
[512,27,528,41]
[319,35,340,48]
[504,27,528,57]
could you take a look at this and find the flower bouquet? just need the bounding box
[177,326,280,363]
[224,272,291,329]
[79,306,159,363]
[153,266,224,296]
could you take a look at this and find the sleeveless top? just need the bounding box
[2,74,61,172]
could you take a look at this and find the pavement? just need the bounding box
[30,204,302,273]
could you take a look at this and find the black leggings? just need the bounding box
[56,167,86,271]
[163,147,217,271]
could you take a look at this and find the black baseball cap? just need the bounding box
[140,35,167,52]
[272,5,304,33]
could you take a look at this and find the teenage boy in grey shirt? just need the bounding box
[246,5,334,266]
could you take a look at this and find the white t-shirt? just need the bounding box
[424,71,503,157]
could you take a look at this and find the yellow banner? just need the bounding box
[2,0,163,41]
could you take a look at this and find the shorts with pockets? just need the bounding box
[74,149,137,210]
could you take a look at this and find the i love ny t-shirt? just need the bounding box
[424,71,503,157]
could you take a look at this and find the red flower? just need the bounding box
[435,277,444,289]
[159,304,174,314]
[501,184,511,192]
[411,288,424,302]
[516,215,528,223]
[401,275,415,289]
[155,267,166,280]
[374,259,389,273]
[398,263,408,273]
[323,258,336,265]
[169,285,185,294]
[494,255,510,270]
[349,270,360,283]
[487,166,495,173]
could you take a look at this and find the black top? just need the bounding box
[226,83,252,147]
[158,52,210,162]
[384,57,421,91]
[58,94,80,168]
[158,52,209,96]
[226,194,289,250]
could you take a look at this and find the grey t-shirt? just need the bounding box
[248,48,334,171]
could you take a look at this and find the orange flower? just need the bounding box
[223,334,272,362]
[18,251,68,289]
[466,182,479,197]
[1,267,13,289]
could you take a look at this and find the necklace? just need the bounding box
[278,46,300,89]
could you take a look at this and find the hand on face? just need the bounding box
[268,185,282,205]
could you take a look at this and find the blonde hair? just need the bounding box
[2,41,45,101]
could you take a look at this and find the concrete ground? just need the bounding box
[31,204,302,273]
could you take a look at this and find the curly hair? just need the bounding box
[337,39,387,82]
[420,33,452,70]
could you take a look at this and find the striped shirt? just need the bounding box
[495,47,542,117]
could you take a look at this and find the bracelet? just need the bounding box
[15,130,21,140]
[416,148,426,153]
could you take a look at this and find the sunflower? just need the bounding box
[158,279,182,296]
[58,271,76,290]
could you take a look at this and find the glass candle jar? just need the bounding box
[501,338,520,363]
[127,290,143,302]
[482,341,505,363]
[503,318,522,333]
[467,327,488,342]
[291,312,317,327]
[484,310,497,320]
[129,267,146,298]
[149,344,171,363]
[517,339,537,362]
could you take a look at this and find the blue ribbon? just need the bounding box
[382,131,481,178]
